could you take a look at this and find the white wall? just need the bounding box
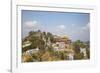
[0,0,99,73]
[17,0,98,5]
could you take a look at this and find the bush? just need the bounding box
[74,52,84,60]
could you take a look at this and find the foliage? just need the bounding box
[22,30,90,62]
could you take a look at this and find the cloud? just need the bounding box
[25,20,41,29]
[82,23,90,31]
[57,24,66,30]
[54,24,67,36]
[73,23,90,41]
[63,23,90,41]
[71,24,76,27]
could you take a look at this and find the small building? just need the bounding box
[52,35,72,52]
[22,41,32,48]
[80,48,87,59]
[67,53,74,60]
[54,35,71,44]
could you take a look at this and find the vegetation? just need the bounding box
[22,30,90,62]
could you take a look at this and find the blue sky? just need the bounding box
[22,10,90,41]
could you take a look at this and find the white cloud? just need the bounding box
[64,23,90,41]
[57,24,66,30]
[73,23,90,41]
[82,23,90,31]
[54,24,66,36]
[25,20,41,29]
[71,24,75,27]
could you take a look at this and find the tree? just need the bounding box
[29,31,33,36]
[73,42,80,53]
[47,32,54,43]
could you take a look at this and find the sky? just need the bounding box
[22,10,90,42]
